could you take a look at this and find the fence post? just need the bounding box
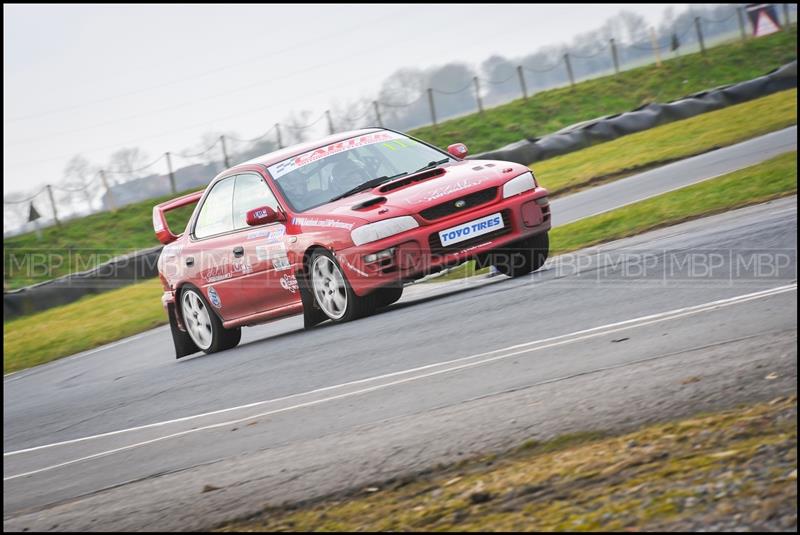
[220,135,230,168]
[694,17,706,55]
[373,101,383,127]
[563,53,575,88]
[783,3,791,31]
[99,169,116,211]
[650,28,662,67]
[737,7,748,42]
[610,39,620,74]
[427,88,437,127]
[473,76,484,114]
[275,123,283,149]
[326,110,334,134]
[517,65,528,101]
[46,184,60,227]
[165,152,176,194]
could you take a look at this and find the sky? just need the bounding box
[3,3,689,198]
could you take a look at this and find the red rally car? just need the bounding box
[154,128,551,358]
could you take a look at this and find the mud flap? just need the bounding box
[298,272,327,329]
[168,303,200,358]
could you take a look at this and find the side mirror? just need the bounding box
[246,206,284,226]
[447,143,468,158]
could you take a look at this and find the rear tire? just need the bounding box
[179,286,241,354]
[493,232,549,278]
[310,249,376,322]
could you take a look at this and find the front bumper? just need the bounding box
[336,187,551,295]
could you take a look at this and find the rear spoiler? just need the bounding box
[153,190,204,245]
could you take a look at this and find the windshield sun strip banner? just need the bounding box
[268,131,403,179]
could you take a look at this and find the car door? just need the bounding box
[186,175,240,321]
[226,172,300,319]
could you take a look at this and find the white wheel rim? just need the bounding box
[181,290,213,350]
[312,256,348,320]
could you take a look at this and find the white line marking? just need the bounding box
[4,283,795,481]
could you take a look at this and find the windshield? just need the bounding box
[268,131,453,212]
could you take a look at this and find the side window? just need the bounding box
[194,177,235,239]
[232,173,281,229]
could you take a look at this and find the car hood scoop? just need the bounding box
[351,196,387,210]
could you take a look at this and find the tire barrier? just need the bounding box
[4,61,796,320]
[472,60,797,165]
[4,245,163,320]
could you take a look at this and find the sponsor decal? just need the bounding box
[291,217,354,230]
[458,241,492,255]
[272,256,291,271]
[408,178,489,204]
[439,213,504,247]
[208,286,222,308]
[268,131,400,179]
[232,260,253,275]
[246,226,286,242]
[203,260,253,283]
[342,258,369,277]
[280,273,299,293]
[204,265,232,283]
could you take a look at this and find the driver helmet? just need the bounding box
[331,158,370,193]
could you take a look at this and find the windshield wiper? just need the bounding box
[409,158,450,175]
[328,172,407,202]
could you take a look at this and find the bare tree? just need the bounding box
[282,109,316,145]
[63,155,97,210]
[377,68,427,129]
[618,11,649,45]
[331,97,372,132]
[107,147,149,184]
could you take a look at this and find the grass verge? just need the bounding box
[409,29,797,153]
[434,150,797,282]
[217,397,797,532]
[533,88,796,196]
[3,152,796,373]
[3,278,165,374]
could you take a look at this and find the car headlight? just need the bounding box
[350,216,419,246]
[502,171,537,198]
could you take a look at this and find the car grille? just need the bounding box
[428,210,513,253]
[419,187,499,221]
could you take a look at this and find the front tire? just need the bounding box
[180,286,241,354]
[493,232,549,278]
[310,250,375,322]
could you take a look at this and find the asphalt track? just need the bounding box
[3,128,797,531]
